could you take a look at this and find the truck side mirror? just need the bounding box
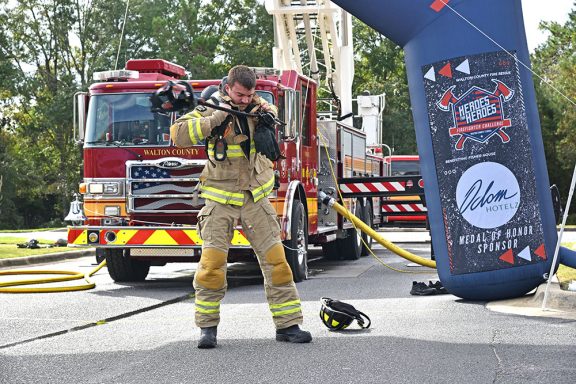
[283,89,298,139]
[74,92,89,143]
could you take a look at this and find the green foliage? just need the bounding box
[351,19,416,155]
[531,7,576,216]
[0,0,574,228]
[0,0,274,229]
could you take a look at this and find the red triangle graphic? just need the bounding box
[499,249,514,265]
[439,63,452,78]
[534,243,547,260]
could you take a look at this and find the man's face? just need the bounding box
[225,82,255,110]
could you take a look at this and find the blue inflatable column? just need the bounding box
[333,0,559,300]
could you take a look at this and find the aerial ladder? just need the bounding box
[265,0,354,126]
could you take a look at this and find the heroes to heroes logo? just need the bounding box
[436,79,514,150]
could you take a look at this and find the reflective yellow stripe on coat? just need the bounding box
[207,142,256,158]
[187,111,205,145]
[200,186,245,206]
[252,176,275,203]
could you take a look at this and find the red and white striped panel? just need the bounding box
[382,203,427,213]
[340,181,405,194]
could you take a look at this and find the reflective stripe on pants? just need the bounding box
[193,193,304,329]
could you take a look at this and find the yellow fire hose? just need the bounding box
[319,191,437,269]
[0,192,434,293]
[0,260,107,293]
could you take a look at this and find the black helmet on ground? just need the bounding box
[319,297,371,331]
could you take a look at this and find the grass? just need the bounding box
[0,227,64,233]
[0,237,77,259]
[557,265,576,288]
[557,241,576,289]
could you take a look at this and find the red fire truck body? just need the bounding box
[67,2,429,283]
[67,59,385,282]
[382,155,427,224]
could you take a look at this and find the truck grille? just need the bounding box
[126,158,206,213]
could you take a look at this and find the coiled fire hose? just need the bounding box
[0,259,107,293]
[318,191,437,269]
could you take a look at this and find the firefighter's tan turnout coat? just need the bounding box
[170,93,304,330]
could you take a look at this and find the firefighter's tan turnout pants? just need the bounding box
[194,193,303,329]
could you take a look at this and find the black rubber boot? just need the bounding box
[276,325,312,343]
[198,326,217,349]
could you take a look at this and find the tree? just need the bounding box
[351,18,416,155]
[0,0,274,228]
[532,7,576,213]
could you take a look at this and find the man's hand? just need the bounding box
[260,102,274,113]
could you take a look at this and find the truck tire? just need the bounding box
[321,201,363,261]
[360,202,373,256]
[321,240,341,260]
[283,200,308,283]
[96,248,106,264]
[105,248,150,282]
[341,202,363,260]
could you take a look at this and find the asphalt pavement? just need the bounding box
[1,227,574,319]
[0,240,574,384]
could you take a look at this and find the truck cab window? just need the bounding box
[85,93,171,146]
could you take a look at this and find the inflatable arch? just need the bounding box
[332,0,576,300]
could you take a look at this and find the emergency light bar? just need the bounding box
[92,70,139,82]
[250,67,281,77]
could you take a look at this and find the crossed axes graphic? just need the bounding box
[437,80,514,149]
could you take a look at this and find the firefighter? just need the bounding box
[170,65,312,349]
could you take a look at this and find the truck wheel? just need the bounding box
[341,202,363,260]
[283,200,308,283]
[321,201,363,261]
[361,203,373,256]
[105,248,150,282]
[321,240,341,260]
[96,248,106,264]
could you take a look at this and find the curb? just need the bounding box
[0,249,95,269]
[487,281,576,320]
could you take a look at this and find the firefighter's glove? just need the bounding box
[259,112,277,127]
[254,113,283,162]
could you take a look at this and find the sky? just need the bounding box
[521,0,574,51]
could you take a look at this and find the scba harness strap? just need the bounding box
[320,297,371,331]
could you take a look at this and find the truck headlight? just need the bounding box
[88,182,119,195]
[104,206,120,216]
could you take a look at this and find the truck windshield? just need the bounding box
[85,93,172,146]
[85,91,274,147]
[391,160,421,176]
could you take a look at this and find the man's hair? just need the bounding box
[227,65,256,90]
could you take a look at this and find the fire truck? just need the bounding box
[66,0,423,282]
[381,155,427,225]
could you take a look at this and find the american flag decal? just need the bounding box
[127,159,206,213]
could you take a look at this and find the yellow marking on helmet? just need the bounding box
[323,313,338,327]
